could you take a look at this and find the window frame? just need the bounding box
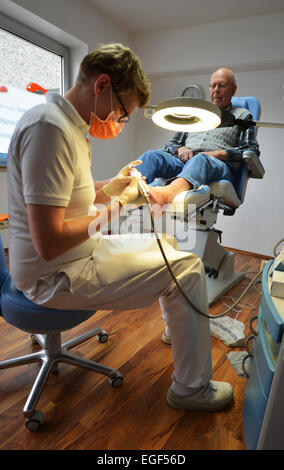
[0,12,70,93]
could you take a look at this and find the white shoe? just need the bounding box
[167,381,234,411]
[161,331,172,345]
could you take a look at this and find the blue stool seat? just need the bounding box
[1,275,95,333]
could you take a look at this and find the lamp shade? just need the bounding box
[148,97,221,132]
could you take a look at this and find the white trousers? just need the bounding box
[29,234,213,394]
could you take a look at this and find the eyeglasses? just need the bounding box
[114,92,130,123]
[209,82,233,90]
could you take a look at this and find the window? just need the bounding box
[0,13,70,167]
[0,27,63,93]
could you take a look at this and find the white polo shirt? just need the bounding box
[8,93,97,291]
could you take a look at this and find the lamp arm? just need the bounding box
[220,110,284,129]
[255,121,284,129]
[234,119,284,129]
[144,105,157,119]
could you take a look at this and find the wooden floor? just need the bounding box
[0,250,265,450]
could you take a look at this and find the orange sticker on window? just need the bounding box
[26,82,47,94]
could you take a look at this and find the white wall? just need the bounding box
[131,12,284,77]
[131,13,284,257]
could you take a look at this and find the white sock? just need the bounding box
[164,326,171,338]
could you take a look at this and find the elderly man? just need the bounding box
[137,68,260,206]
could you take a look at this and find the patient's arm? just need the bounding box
[164,132,187,156]
[177,148,228,162]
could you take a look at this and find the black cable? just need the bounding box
[242,354,251,378]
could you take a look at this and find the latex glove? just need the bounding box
[118,177,148,207]
[103,160,142,197]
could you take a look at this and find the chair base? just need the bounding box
[206,271,245,306]
[0,327,123,430]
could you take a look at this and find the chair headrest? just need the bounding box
[231,96,260,121]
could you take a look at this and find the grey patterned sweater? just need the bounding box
[164,104,260,170]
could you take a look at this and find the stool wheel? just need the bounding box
[98,331,108,343]
[25,410,45,431]
[109,372,123,387]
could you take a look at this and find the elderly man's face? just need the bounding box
[209,70,237,109]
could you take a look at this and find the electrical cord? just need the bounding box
[249,315,258,336]
[273,237,284,257]
[137,178,264,320]
[220,295,256,318]
[241,335,255,378]
[241,354,251,378]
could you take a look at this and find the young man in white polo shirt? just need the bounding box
[7,43,233,411]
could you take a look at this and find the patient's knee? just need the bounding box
[191,153,208,162]
[140,149,159,161]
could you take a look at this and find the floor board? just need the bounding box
[0,250,263,450]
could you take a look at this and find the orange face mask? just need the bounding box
[89,91,124,139]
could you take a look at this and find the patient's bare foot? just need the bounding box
[149,178,192,209]
[148,186,171,207]
[147,186,170,217]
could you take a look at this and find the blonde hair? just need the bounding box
[78,43,150,107]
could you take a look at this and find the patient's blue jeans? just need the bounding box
[138,150,234,189]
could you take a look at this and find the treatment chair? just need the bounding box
[129,97,264,304]
[0,233,123,431]
[166,96,265,304]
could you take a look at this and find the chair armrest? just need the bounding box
[243,150,265,179]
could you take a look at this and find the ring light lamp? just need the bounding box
[145,98,221,132]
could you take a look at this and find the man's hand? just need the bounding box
[177,147,194,162]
